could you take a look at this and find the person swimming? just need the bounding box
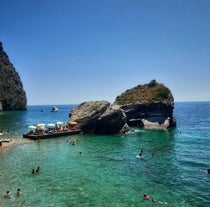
[32,166,40,174]
[16,188,21,196]
[143,193,166,204]
[35,166,40,173]
[4,191,12,199]
[143,193,153,201]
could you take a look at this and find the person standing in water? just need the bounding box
[16,188,21,196]
[139,150,143,158]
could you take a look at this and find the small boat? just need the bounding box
[23,129,81,140]
[51,106,58,112]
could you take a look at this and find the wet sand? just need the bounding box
[0,138,32,151]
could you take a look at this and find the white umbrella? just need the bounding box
[47,123,55,127]
[56,121,63,125]
[37,123,45,127]
[69,121,78,125]
[37,123,46,129]
[28,125,37,129]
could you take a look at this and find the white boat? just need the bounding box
[51,106,58,112]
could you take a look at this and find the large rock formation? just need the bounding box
[68,80,176,134]
[114,80,176,129]
[0,42,27,111]
[69,101,129,134]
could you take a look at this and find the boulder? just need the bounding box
[69,101,128,134]
[95,104,128,134]
[114,80,176,129]
[0,42,27,111]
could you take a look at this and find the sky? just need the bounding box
[0,0,210,105]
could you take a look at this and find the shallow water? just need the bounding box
[0,103,210,207]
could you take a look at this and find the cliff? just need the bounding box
[114,80,176,129]
[0,42,27,111]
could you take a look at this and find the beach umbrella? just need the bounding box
[69,121,77,125]
[47,123,55,127]
[37,123,46,129]
[28,125,37,129]
[38,125,45,129]
[56,121,63,125]
[37,123,45,127]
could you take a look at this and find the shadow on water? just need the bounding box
[0,111,28,136]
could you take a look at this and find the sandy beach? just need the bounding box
[0,139,15,148]
[0,138,32,151]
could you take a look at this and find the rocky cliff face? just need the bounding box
[0,42,27,111]
[114,80,176,129]
[69,101,129,134]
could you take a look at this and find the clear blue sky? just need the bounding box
[1,0,210,105]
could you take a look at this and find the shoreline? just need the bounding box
[0,138,32,151]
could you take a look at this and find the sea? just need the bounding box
[0,102,210,207]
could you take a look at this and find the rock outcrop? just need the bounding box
[0,42,27,111]
[69,101,129,134]
[114,80,176,129]
[68,80,176,134]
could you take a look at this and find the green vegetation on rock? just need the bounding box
[114,80,173,105]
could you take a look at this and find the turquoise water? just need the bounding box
[0,103,210,207]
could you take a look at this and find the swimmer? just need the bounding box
[16,188,21,196]
[143,193,152,201]
[4,191,12,199]
[143,193,166,204]
[35,166,40,173]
